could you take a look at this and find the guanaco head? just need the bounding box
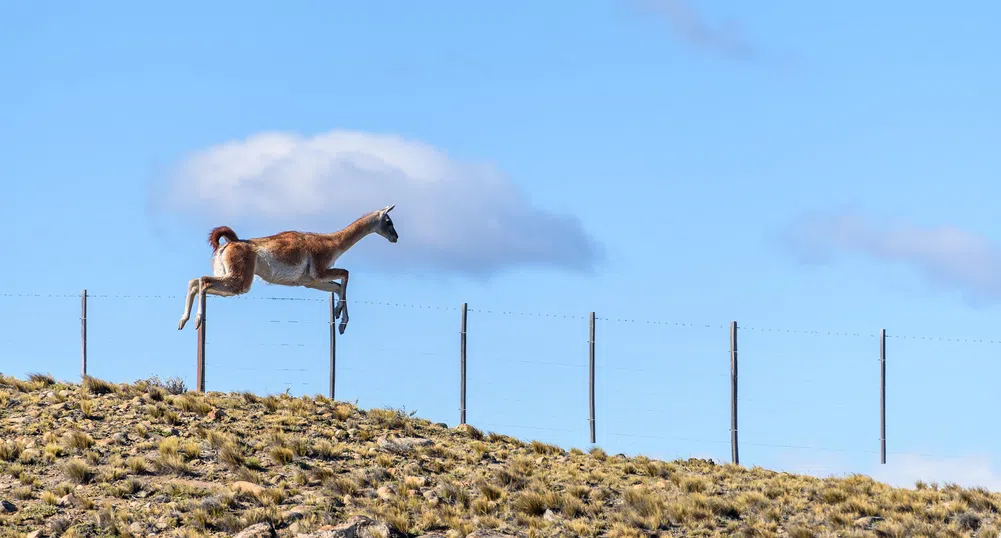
[375,204,398,243]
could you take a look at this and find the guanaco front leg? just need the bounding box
[303,279,347,330]
[315,268,349,333]
[303,280,342,298]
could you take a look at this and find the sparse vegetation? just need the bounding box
[1,372,1000,538]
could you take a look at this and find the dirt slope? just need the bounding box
[0,373,998,538]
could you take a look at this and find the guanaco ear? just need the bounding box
[382,204,395,214]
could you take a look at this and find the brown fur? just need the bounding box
[178,205,398,334]
[208,226,240,252]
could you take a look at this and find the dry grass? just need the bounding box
[1,373,1000,538]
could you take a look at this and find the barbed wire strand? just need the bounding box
[3,291,1001,344]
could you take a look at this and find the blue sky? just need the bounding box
[3,0,1001,490]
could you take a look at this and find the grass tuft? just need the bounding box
[82,375,116,395]
[63,458,93,484]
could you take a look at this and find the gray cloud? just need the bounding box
[783,212,1001,302]
[151,130,604,277]
[628,0,755,61]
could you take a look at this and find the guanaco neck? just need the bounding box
[326,211,379,251]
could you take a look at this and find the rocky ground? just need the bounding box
[1,373,1000,537]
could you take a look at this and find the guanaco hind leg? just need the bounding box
[192,275,253,329]
[178,244,256,330]
[178,278,200,330]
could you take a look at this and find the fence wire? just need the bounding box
[1,291,1000,481]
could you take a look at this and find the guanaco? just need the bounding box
[177,205,398,334]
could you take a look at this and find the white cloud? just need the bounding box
[774,451,1001,492]
[153,130,603,276]
[784,211,1001,302]
[870,453,1001,491]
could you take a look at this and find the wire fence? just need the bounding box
[1,290,999,480]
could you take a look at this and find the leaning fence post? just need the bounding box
[329,292,337,400]
[880,328,886,464]
[196,290,206,393]
[589,311,596,444]
[460,302,467,425]
[730,320,739,465]
[80,289,87,379]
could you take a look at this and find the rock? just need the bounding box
[283,506,308,522]
[402,463,422,476]
[854,516,884,529]
[422,489,439,506]
[112,432,128,445]
[294,515,401,537]
[234,522,276,538]
[231,481,265,496]
[25,531,41,538]
[1,499,16,513]
[155,515,173,531]
[128,522,145,535]
[207,408,226,421]
[377,437,432,455]
[543,509,558,522]
[200,495,225,512]
[376,486,396,500]
[466,531,523,538]
[58,494,82,508]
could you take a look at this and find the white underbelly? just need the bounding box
[255,252,311,285]
[212,255,228,277]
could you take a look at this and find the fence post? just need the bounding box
[460,302,467,425]
[196,290,206,393]
[80,289,87,379]
[880,328,886,464]
[329,293,337,400]
[589,311,596,444]
[730,320,739,465]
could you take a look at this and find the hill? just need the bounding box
[0,373,998,538]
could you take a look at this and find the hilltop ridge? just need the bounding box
[0,373,998,538]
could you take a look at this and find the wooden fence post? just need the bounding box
[460,302,467,425]
[589,311,596,444]
[196,290,206,393]
[80,289,87,379]
[730,320,739,465]
[880,328,886,464]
